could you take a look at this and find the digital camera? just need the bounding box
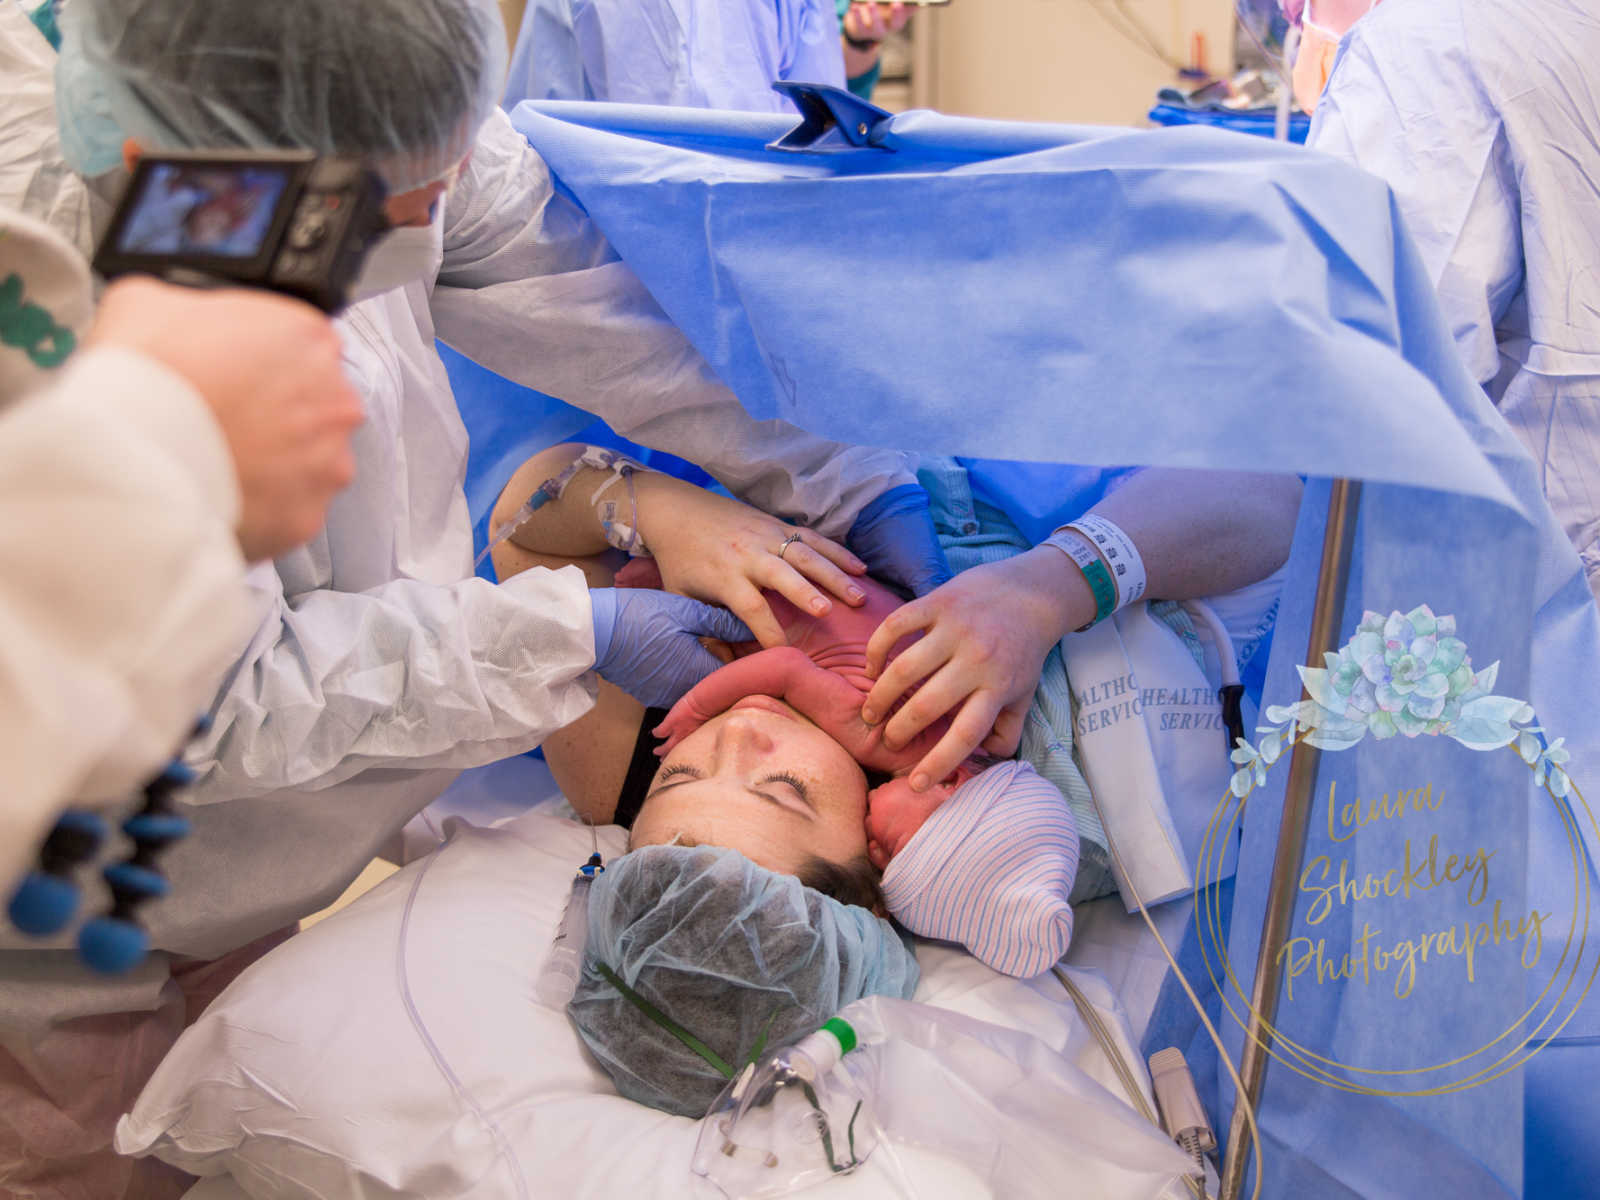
[93,151,387,313]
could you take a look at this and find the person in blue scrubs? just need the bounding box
[503,0,845,112]
[1310,0,1600,596]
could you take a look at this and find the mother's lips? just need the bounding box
[726,694,802,722]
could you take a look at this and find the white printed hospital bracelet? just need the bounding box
[1066,514,1147,608]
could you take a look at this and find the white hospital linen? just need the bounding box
[120,812,1189,1200]
[0,207,248,898]
[1310,0,1600,592]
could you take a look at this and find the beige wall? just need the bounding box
[918,0,1236,127]
[498,0,528,53]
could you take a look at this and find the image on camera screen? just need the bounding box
[116,163,290,258]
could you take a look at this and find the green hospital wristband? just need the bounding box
[1042,528,1118,630]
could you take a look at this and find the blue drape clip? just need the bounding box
[768,82,894,153]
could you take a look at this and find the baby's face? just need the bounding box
[865,776,959,868]
[630,697,869,876]
[865,761,986,868]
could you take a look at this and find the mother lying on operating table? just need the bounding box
[489,443,1300,1116]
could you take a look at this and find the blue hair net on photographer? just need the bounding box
[56,0,506,190]
[569,844,919,1118]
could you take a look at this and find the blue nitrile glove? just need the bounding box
[590,588,754,708]
[846,484,953,598]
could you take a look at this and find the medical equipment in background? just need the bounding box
[7,750,196,973]
[1150,1048,1221,1196]
[695,993,1200,1200]
[1146,0,1309,141]
[694,1016,892,1199]
[91,150,388,314]
[1218,478,1358,1200]
[533,832,604,1009]
[475,445,646,570]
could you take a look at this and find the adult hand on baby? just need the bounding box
[862,547,1092,790]
[590,588,754,708]
[634,473,868,649]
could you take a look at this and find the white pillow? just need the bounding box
[118,812,1184,1199]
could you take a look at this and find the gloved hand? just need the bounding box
[846,484,952,598]
[590,589,754,709]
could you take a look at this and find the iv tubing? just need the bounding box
[1088,819,1263,1200]
[397,849,530,1199]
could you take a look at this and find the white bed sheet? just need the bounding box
[129,798,1189,1200]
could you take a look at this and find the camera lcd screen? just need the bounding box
[115,163,291,259]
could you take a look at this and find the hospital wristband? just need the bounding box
[1066,514,1146,607]
[1041,529,1117,630]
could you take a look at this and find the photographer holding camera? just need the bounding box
[0,201,367,1198]
[0,206,363,899]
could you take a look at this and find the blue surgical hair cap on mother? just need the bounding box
[569,843,919,1117]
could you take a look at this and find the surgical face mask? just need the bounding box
[350,216,443,301]
[1291,18,1341,115]
[53,36,126,177]
[1291,0,1378,115]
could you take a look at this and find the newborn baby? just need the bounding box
[646,567,1080,978]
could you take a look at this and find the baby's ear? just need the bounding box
[866,837,890,872]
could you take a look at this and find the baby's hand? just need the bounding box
[653,646,817,755]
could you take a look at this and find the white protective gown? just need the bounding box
[0,99,916,1026]
[0,1,109,255]
[0,207,249,900]
[1309,0,1600,592]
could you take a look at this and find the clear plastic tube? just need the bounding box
[695,996,1193,1199]
[474,495,542,570]
[534,872,592,1010]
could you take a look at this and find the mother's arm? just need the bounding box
[492,443,868,648]
[862,468,1305,790]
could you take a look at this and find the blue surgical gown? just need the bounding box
[503,0,845,113]
[1310,0,1600,595]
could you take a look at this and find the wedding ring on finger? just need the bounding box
[777,531,804,561]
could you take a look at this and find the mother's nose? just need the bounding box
[713,711,778,760]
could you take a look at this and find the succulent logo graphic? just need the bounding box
[1197,605,1594,1098]
[1229,605,1569,799]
